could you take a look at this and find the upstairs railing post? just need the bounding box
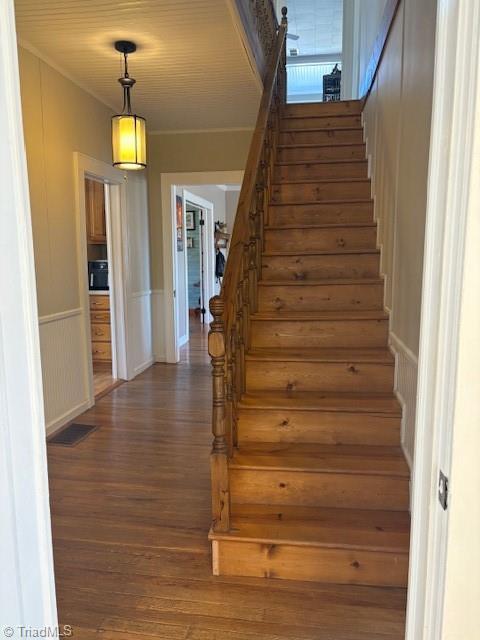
[208,296,230,532]
[280,7,288,104]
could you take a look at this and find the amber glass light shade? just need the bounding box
[112,114,146,170]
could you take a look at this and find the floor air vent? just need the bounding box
[49,423,97,446]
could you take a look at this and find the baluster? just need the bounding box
[236,285,245,395]
[224,313,234,455]
[228,328,238,448]
[208,296,230,532]
[242,242,251,352]
[249,207,259,313]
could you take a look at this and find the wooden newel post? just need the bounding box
[208,295,230,532]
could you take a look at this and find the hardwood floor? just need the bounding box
[47,323,407,639]
[92,362,122,399]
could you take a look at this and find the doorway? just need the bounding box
[166,181,241,358]
[74,153,129,405]
[185,202,207,329]
[84,177,122,398]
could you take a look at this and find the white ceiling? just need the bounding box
[282,0,343,57]
[14,0,261,131]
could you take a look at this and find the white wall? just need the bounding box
[342,0,388,99]
[225,189,240,236]
[19,46,153,434]
[362,0,437,466]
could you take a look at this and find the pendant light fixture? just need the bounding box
[112,40,146,170]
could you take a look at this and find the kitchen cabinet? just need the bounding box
[90,294,111,362]
[85,177,106,244]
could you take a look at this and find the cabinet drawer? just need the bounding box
[90,310,110,324]
[91,323,111,342]
[89,295,110,310]
[92,342,112,361]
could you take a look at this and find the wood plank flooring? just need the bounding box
[47,323,407,639]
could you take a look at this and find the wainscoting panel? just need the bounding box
[130,291,154,375]
[390,331,418,471]
[39,308,90,434]
[151,289,166,362]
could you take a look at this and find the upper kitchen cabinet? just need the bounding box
[85,177,106,244]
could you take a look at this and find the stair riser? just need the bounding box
[281,115,362,130]
[275,161,368,181]
[261,253,380,281]
[264,226,377,253]
[250,319,388,349]
[280,129,364,146]
[212,539,408,587]
[258,283,384,312]
[268,201,374,226]
[278,144,366,163]
[282,101,363,118]
[245,360,394,393]
[237,409,401,446]
[271,181,371,204]
[230,468,409,511]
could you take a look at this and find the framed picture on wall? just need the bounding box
[186,237,194,249]
[176,195,184,252]
[186,210,195,230]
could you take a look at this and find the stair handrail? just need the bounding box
[208,7,288,533]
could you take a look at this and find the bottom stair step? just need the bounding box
[210,504,410,587]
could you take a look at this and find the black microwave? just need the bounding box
[88,260,109,290]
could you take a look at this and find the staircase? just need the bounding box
[208,13,410,590]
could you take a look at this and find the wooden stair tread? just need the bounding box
[262,250,379,258]
[278,142,365,150]
[238,391,402,415]
[265,222,376,230]
[251,310,388,321]
[211,504,410,553]
[230,442,409,476]
[280,126,363,134]
[245,347,394,364]
[269,199,374,207]
[269,198,372,207]
[276,158,367,166]
[258,277,383,286]
[272,177,370,185]
[281,112,361,120]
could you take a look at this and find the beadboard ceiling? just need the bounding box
[14,0,261,131]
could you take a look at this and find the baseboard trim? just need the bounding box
[389,330,418,497]
[45,399,92,437]
[390,331,419,366]
[133,357,154,376]
[178,334,189,348]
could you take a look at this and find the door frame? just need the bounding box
[405,0,480,637]
[183,189,216,335]
[160,171,243,363]
[73,153,130,403]
[0,0,57,625]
